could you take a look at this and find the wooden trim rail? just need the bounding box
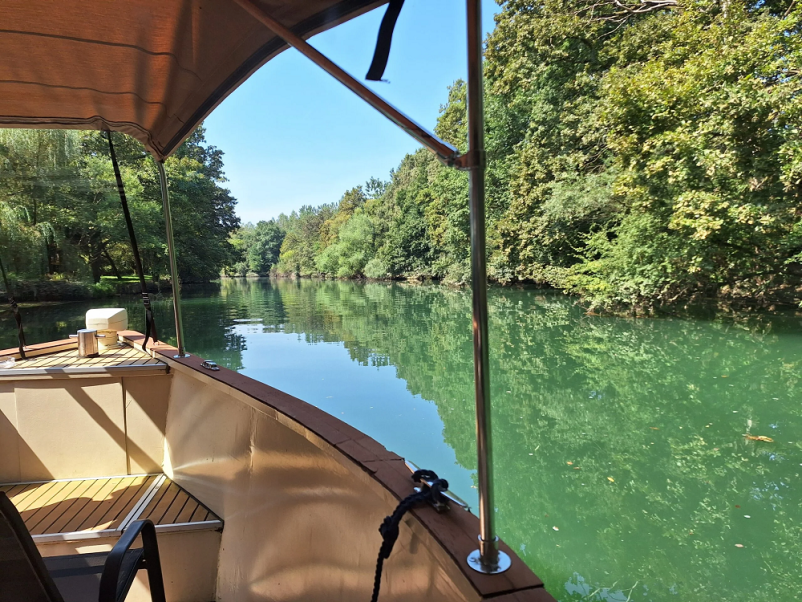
[119,331,556,602]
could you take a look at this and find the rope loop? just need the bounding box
[410,468,436,482]
[370,468,449,602]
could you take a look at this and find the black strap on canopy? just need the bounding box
[365,0,405,81]
[0,255,26,359]
[106,132,158,351]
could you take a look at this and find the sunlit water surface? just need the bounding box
[4,278,801,602]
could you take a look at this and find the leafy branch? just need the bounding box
[579,0,681,23]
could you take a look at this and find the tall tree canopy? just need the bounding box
[265,0,801,310]
[0,126,238,284]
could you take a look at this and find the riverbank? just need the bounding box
[229,273,802,317]
[0,279,165,304]
[7,274,801,319]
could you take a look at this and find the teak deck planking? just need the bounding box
[0,475,219,537]
[5,344,164,371]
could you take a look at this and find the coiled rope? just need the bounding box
[370,468,448,602]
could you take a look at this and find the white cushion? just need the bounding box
[86,308,129,331]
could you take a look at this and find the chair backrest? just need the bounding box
[0,491,64,602]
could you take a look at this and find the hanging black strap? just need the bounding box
[106,132,158,351]
[365,0,405,81]
[0,255,26,359]
[370,468,448,602]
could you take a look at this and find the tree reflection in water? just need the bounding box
[8,278,801,601]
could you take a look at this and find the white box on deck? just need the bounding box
[86,308,128,332]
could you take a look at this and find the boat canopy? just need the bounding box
[0,0,385,160]
[1,0,508,575]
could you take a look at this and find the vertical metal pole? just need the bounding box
[465,0,510,575]
[156,161,189,358]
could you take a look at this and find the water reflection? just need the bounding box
[4,278,801,601]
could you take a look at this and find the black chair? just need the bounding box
[0,491,166,602]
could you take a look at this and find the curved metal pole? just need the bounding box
[465,0,510,575]
[156,161,188,358]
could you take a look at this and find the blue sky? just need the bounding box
[203,0,500,224]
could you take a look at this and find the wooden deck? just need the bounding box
[0,474,220,542]
[0,343,167,377]
[139,477,218,526]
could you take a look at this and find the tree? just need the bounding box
[245,220,285,274]
[0,130,80,278]
[316,213,375,277]
[567,0,802,308]
[263,0,801,310]
[276,204,334,276]
[159,127,239,281]
[0,126,238,284]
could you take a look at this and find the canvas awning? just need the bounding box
[0,0,386,159]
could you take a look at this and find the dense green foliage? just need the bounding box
[271,0,801,309]
[0,127,238,284]
[4,0,800,310]
[227,218,286,276]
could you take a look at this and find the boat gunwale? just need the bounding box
[131,332,549,600]
[1,338,76,360]
[0,331,553,601]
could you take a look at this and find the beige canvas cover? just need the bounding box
[0,0,386,159]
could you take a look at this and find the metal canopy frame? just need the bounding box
[158,0,507,574]
[156,161,189,359]
[233,0,462,167]
[463,0,510,574]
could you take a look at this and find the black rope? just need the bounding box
[370,469,448,602]
[365,0,405,81]
[0,255,26,359]
[106,132,158,350]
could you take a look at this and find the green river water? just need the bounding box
[3,278,800,601]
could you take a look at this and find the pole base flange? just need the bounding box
[467,550,511,574]
[173,354,190,359]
